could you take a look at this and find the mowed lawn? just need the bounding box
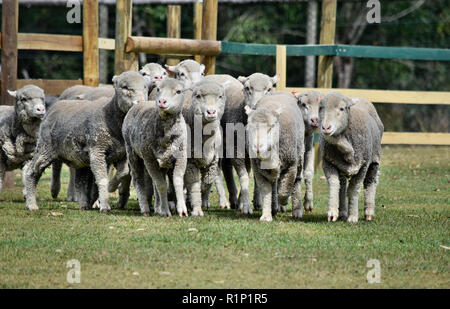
[0,146,448,288]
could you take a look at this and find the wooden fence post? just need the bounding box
[201,0,218,75]
[315,0,337,171]
[83,0,99,86]
[275,45,287,90]
[193,1,203,63]
[167,5,181,66]
[114,0,138,75]
[1,0,19,188]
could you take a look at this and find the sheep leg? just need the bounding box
[271,179,279,216]
[189,180,203,216]
[25,149,55,211]
[278,164,298,209]
[153,183,161,214]
[117,174,131,210]
[50,161,62,199]
[234,159,251,214]
[200,163,218,212]
[255,172,273,222]
[74,167,91,210]
[363,162,379,221]
[21,160,32,198]
[67,167,77,202]
[215,171,230,209]
[108,160,129,193]
[338,176,348,220]
[127,148,151,216]
[145,161,171,217]
[88,150,110,213]
[303,134,314,213]
[144,170,154,212]
[87,170,98,209]
[323,160,340,222]
[167,169,176,211]
[346,165,367,223]
[172,158,188,217]
[201,180,212,210]
[253,179,262,210]
[222,159,238,209]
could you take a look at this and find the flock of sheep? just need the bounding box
[0,59,384,223]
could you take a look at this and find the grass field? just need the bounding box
[0,146,448,288]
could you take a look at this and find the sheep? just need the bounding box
[140,63,168,100]
[245,92,305,222]
[165,59,205,88]
[58,85,93,100]
[24,71,148,211]
[122,78,188,217]
[167,60,229,210]
[319,92,383,223]
[292,90,324,213]
[0,85,46,194]
[203,74,255,214]
[237,72,280,210]
[183,80,227,216]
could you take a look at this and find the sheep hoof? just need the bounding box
[259,214,273,222]
[292,208,303,220]
[26,204,39,211]
[191,208,204,217]
[241,205,253,215]
[365,215,373,221]
[220,204,230,209]
[158,208,171,217]
[347,215,358,223]
[142,212,150,217]
[303,200,313,213]
[177,204,189,217]
[327,215,338,222]
[92,200,100,209]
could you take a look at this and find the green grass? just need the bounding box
[0,146,449,288]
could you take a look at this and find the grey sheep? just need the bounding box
[204,74,253,213]
[183,80,227,216]
[292,89,324,213]
[166,59,205,88]
[24,71,148,211]
[122,78,188,217]
[319,92,383,223]
[140,62,168,100]
[0,85,46,194]
[245,92,305,222]
[237,72,280,211]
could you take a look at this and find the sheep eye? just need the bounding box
[219,95,223,99]
[302,103,307,108]
[176,90,182,95]
[245,87,250,92]
[156,88,160,92]
[180,72,185,77]
[340,107,345,111]
[196,94,202,99]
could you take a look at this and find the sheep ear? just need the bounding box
[165,64,177,73]
[244,105,253,115]
[7,90,17,98]
[291,90,301,100]
[237,76,248,84]
[112,75,119,84]
[271,74,280,85]
[199,64,205,75]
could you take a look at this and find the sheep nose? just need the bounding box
[207,109,216,116]
[158,99,167,107]
[154,75,163,80]
[310,117,318,127]
[322,124,332,133]
[36,107,45,113]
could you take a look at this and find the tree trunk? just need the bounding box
[99,3,109,84]
[305,0,318,87]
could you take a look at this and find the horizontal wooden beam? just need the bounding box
[126,36,221,56]
[0,33,115,51]
[0,79,83,95]
[18,33,82,52]
[382,132,450,145]
[285,87,450,105]
[98,37,115,50]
